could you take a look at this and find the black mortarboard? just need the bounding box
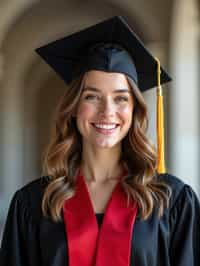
[35,16,171,92]
[35,16,173,174]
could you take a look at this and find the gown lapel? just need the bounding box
[63,170,138,266]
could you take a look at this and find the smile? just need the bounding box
[92,123,119,129]
[91,123,120,135]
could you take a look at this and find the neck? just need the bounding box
[80,143,124,183]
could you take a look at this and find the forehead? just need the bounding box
[83,70,131,91]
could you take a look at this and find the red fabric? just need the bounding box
[63,170,138,266]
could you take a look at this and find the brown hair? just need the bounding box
[41,72,172,222]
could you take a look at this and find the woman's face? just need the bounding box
[75,70,134,149]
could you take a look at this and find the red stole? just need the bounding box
[63,170,138,266]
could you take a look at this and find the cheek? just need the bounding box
[77,103,96,120]
[118,105,133,121]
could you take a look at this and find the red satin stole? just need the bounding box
[63,171,138,266]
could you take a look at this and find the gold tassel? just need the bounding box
[155,57,166,174]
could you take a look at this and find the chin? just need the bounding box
[93,140,120,149]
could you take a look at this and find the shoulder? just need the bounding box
[157,172,200,211]
[18,176,50,197]
[11,176,50,222]
[158,173,185,197]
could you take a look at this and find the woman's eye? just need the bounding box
[115,96,128,102]
[84,94,99,100]
[83,94,128,102]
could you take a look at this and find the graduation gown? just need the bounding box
[0,173,200,266]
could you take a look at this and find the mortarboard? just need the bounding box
[35,16,172,174]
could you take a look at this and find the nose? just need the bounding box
[99,97,116,116]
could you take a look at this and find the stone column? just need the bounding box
[169,0,200,196]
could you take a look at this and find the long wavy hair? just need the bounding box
[41,72,172,222]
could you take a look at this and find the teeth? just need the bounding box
[93,124,117,130]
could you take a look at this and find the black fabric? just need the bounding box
[95,213,104,228]
[0,174,200,266]
[35,16,172,91]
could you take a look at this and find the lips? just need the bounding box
[91,121,120,125]
[91,123,120,135]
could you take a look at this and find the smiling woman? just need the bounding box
[1,16,200,266]
[76,70,134,151]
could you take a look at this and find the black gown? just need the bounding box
[0,173,200,266]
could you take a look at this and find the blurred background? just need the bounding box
[0,0,200,239]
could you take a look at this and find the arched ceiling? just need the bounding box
[0,0,175,46]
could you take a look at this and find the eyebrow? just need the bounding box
[83,86,131,93]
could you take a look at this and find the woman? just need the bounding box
[0,16,200,266]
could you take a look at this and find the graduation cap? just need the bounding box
[35,15,172,174]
